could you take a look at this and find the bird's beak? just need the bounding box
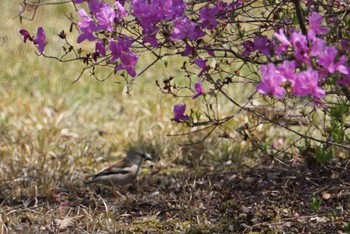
[144,153,152,161]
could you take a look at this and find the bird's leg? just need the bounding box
[113,189,127,200]
[111,185,127,200]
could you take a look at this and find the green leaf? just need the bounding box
[315,146,333,164]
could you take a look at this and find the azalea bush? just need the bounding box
[19,0,349,164]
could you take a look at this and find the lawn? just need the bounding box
[0,1,349,233]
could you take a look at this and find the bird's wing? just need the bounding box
[91,159,135,179]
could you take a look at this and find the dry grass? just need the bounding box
[0,1,349,233]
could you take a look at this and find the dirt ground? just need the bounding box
[1,159,349,233]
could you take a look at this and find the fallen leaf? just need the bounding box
[310,216,329,223]
[53,215,84,231]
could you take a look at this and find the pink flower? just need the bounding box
[199,5,219,29]
[242,36,273,57]
[317,46,348,74]
[109,36,138,77]
[92,40,106,61]
[96,3,116,32]
[274,28,291,54]
[115,52,138,77]
[193,81,204,99]
[182,43,194,56]
[33,27,46,53]
[172,104,189,122]
[19,29,32,43]
[292,69,325,101]
[307,12,330,41]
[115,1,127,19]
[257,64,286,99]
[337,69,350,86]
[277,60,296,82]
[109,36,133,63]
[170,17,205,41]
[194,58,209,77]
[310,38,326,57]
[290,31,310,64]
[253,36,272,57]
[77,9,96,43]
[88,0,104,15]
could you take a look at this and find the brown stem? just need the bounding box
[291,0,308,35]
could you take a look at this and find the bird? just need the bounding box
[86,151,152,187]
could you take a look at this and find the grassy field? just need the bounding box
[0,1,349,233]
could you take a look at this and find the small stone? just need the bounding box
[228,224,234,232]
[321,191,331,200]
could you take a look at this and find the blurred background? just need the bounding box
[0,0,248,197]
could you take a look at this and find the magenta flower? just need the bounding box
[340,39,350,52]
[115,1,127,19]
[96,3,115,32]
[170,17,205,41]
[310,38,326,56]
[77,9,96,43]
[172,104,189,122]
[274,28,291,54]
[274,29,291,46]
[132,0,185,22]
[277,60,296,82]
[131,0,186,47]
[257,64,286,99]
[109,36,133,63]
[199,5,218,29]
[193,81,204,99]
[33,27,46,53]
[307,12,330,41]
[253,36,272,57]
[182,43,194,56]
[338,69,350,86]
[207,48,215,57]
[141,24,159,47]
[242,36,273,57]
[115,52,138,77]
[19,29,32,43]
[169,0,187,19]
[292,69,325,101]
[88,0,104,15]
[194,58,209,77]
[317,46,348,74]
[290,31,310,64]
[95,41,106,56]
[92,40,106,61]
[109,36,138,77]
[242,40,254,56]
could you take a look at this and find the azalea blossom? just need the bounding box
[307,12,330,41]
[199,5,219,29]
[33,27,46,53]
[172,104,189,122]
[19,29,32,43]
[194,58,209,77]
[193,81,204,99]
[92,40,106,61]
[292,69,325,101]
[170,17,205,41]
[317,46,348,74]
[257,64,286,99]
[95,3,116,32]
[115,52,138,77]
[77,8,96,43]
